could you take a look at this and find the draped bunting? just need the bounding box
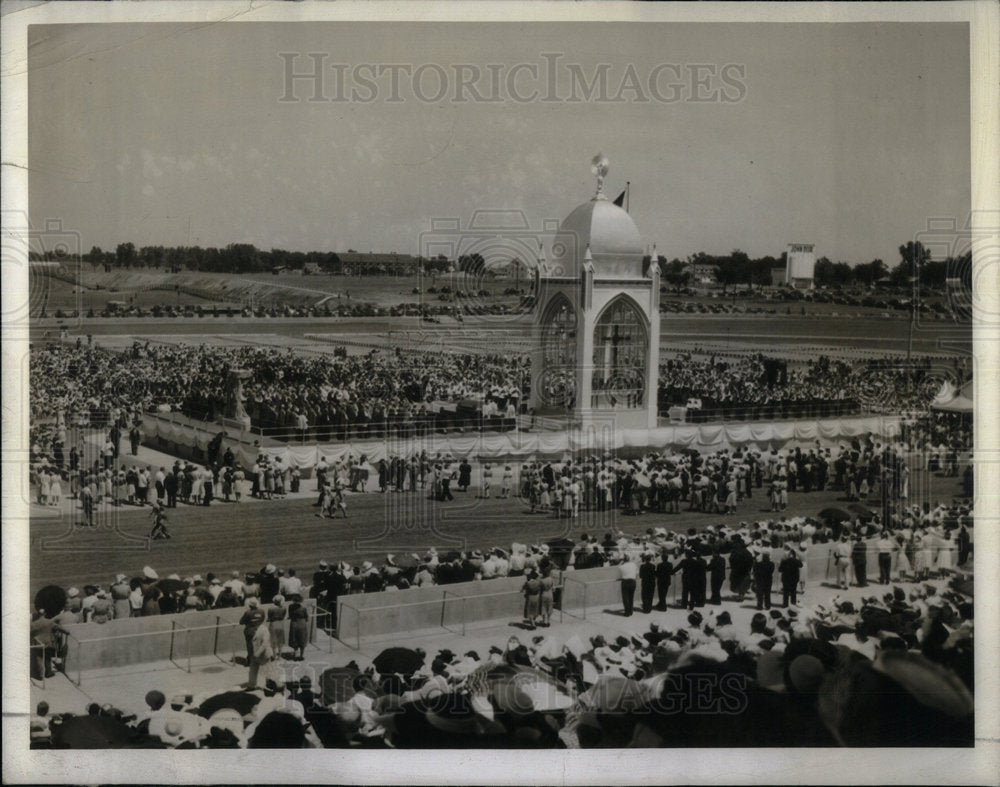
[146,415,900,473]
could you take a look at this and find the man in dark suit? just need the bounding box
[753,553,775,610]
[708,550,727,605]
[851,536,869,588]
[655,552,674,611]
[778,548,803,607]
[639,553,656,614]
[678,550,705,610]
[164,469,178,508]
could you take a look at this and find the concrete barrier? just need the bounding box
[61,602,319,680]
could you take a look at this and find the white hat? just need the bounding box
[361,561,373,572]
[265,564,276,575]
[67,587,79,598]
[142,566,159,580]
[148,712,207,747]
[115,573,127,583]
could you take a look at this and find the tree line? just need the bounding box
[652,241,971,295]
[30,240,971,292]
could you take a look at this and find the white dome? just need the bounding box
[547,198,645,279]
[559,199,643,256]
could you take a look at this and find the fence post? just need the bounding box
[461,595,467,638]
[356,604,361,651]
[582,582,587,621]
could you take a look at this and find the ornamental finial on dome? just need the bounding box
[590,153,609,200]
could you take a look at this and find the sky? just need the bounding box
[28,21,970,267]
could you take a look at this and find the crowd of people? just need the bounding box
[31,486,973,651]
[30,340,960,454]
[657,352,943,415]
[28,341,527,447]
[30,564,974,748]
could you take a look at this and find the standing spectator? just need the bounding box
[833,535,852,590]
[247,613,275,690]
[129,424,141,456]
[728,538,753,602]
[618,557,637,617]
[708,550,726,605]
[957,523,972,567]
[110,574,131,620]
[538,567,555,627]
[752,552,775,611]
[851,536,869,588]
[479,463,491,498]
[459,459,472,493]
[521,570,542,629]
[240,599,266,667]
[287,596,310,661]
[268,595,287,658]
[638,553,656,614]
[655,551,673,611]
[876,531,894,585]
[164,470,178,508]
[778,548,803,607]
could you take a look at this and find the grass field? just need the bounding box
[30,460,968,595]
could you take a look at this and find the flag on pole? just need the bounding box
[613,190,626,207]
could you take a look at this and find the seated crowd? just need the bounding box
[30,572,974,749]
[657,352,942,416]
[30,341,957,456]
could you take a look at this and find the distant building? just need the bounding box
[784,243,816,290]
[684,262,716,284]
[337,251,420,274]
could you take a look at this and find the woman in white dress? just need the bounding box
[49,472,62,507]
[191,468,203,505]
[38,469,51,505]
[234,467,247,502]
[894,534,912,579]
[913,531,934,581]
[935,533,955,574]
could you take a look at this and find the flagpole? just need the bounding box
[626,181,630,213]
